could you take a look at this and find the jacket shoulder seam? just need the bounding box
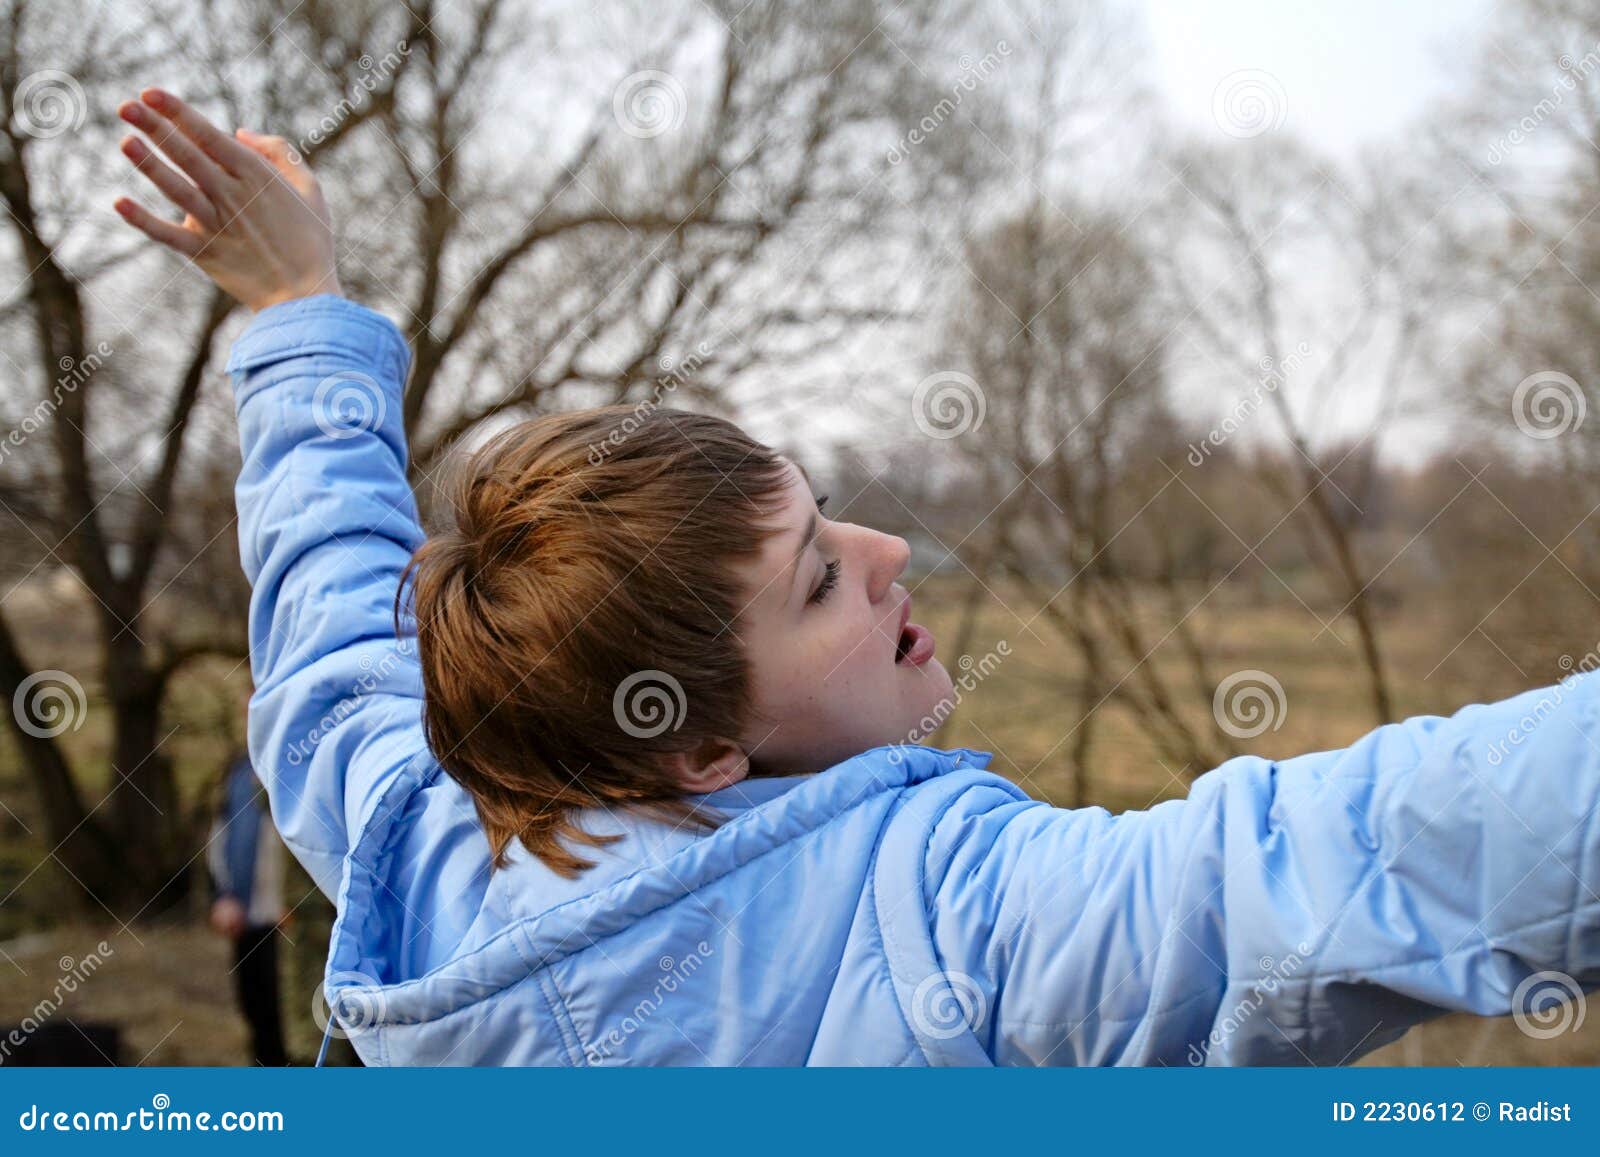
[535,969,583,1066]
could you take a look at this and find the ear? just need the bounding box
[667,739,750,794]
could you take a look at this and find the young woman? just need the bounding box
[114,87,1600,1066]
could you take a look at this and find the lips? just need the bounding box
[893,596,937,667]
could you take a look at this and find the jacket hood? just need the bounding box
[320,744,994,1059]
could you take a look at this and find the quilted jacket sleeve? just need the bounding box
[226,294,429,902]
[921,674,1600,1065]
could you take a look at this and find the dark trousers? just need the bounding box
[233,924,288,1066]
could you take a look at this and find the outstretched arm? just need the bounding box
[115,89,428,900]
[916,674,1600,1065]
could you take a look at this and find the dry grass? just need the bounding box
[0,923,260,1066]
[917,576,1533,809]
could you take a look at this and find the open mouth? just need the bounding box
[893,598,936,667]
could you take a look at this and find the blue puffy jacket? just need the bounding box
[227,295,1600,1066]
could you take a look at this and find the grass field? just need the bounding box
[914,575,1533,812]
[0,574,1592,1065]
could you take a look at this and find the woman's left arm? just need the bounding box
[114,90,428,902]
[918,673,1600,1065]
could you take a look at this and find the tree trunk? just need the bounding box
[103,639,188,915]
[0,612,122,898]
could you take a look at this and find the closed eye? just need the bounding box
[805,494,836,605]
[808,559,840,605]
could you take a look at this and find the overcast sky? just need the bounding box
[730,2,1514,462]
[1142,0,1489,158]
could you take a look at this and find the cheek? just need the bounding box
[809,614,898,718]
[750,611,884,718]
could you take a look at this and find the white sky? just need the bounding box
[1142,0,1490,158]
[650,3,1512,462]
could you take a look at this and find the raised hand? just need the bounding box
[114,88,341,311]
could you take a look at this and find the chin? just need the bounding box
[899,658,956,740]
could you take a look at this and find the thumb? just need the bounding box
[236,128,310,182]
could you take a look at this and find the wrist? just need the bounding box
[252,272,343,312]
[225,291,413,398]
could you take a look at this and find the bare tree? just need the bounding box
[318,0,938,474]
[0,0,423,912]
[0,0,935,914]
[937,204,1235,802]
[1149,136,1456,726]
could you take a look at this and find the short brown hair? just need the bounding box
[401,405,791,876]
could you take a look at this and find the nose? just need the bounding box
[865,530,910,605]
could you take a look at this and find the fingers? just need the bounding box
[138,87,262,180]
[119,135,219,231]
[112,196,204,259]
[118,98,229,200]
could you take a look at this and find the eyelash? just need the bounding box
[809,559,840,606]
[804,495,836,606]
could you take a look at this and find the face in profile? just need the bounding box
[731,461,954,775]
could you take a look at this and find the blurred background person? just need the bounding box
[205,720,289,1068]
